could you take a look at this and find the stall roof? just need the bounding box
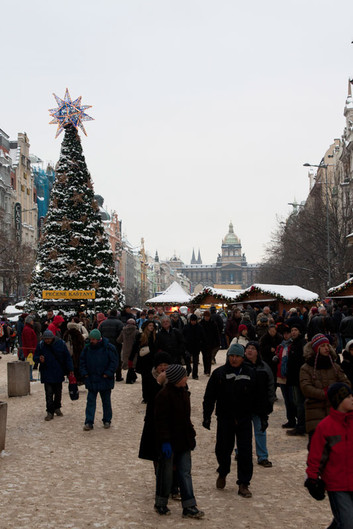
[191,286,244,304]
[145,281,192,305]
[236,283,319,304]
[328,276,353,298]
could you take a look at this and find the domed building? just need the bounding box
[168,222,258,291]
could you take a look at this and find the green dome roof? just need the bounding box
[223,222,239,244]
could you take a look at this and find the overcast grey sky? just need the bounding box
[2,0,353,265]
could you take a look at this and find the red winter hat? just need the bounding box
[238,324,248,334]
[311,333,330,354]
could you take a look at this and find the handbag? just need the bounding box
[68,374,79,400]
[139,346,150,357]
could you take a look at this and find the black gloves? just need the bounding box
[202,418,211,430]
[304,478,325,501]
[260,416,269,432]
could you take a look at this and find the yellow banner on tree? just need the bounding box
[42,290,96,300]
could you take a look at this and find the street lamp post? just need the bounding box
[303,162,332,288]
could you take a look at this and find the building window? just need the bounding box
[21,184,25,192]
[27,188,30,195]
[21,155,26,166]
[24,172,27,180]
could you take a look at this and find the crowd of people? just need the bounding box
[1,301,353,525]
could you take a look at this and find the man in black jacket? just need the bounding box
[99,308,124,381]
[202,343,256,498]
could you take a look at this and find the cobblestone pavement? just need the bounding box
[0,352,332,529]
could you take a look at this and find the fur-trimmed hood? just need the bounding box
[67,321,88,339]
[345,339,353,355]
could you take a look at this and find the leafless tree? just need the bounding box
[257,188,351,298]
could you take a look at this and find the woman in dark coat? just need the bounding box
[129,321,157,402]
[200,311,219,376]
[63,318,86,383]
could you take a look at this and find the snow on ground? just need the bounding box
[0,352,332,529]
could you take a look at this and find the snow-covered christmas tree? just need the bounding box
[26,90,125,313]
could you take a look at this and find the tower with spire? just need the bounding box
[191,248,197,264]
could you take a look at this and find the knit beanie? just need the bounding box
[245,341,260,353]
[127,318,136,325]
[328,383,353,410]
[97,312,106,322]
[43,330,54,339]
[227,343,245,357]
[25,315,35,324]
[166,364,187,384]
[153,351,172,368]
[89,329,101,340]
[311,334,330,354]
[238,324,248,334]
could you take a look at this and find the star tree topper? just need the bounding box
[49,88,94,138]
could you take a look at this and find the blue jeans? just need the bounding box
[85,389,112,425]
[155,450,196,509]
[328,491,353,529]
[252,414,268,462]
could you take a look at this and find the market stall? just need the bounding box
[145,281,192,312]
[234,283,319,314]
[191,286,243,307]
[328,277,353,303]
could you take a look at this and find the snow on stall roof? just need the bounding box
[245,284,319,302]
[3,305,22,315]
[194,286,244,300]
[328,276,353,295]
[146,281,192,304]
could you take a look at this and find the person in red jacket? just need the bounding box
[21,315,38,381]
[305,382,353,529]
[48,315,65,338]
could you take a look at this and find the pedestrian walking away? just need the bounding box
[33,330,74,421]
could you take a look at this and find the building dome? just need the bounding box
[223,222,239,245]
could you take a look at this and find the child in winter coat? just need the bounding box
[305,382,353,529]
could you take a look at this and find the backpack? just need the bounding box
[0,323,5,338]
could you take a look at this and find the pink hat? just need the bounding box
[97,312,106,322]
